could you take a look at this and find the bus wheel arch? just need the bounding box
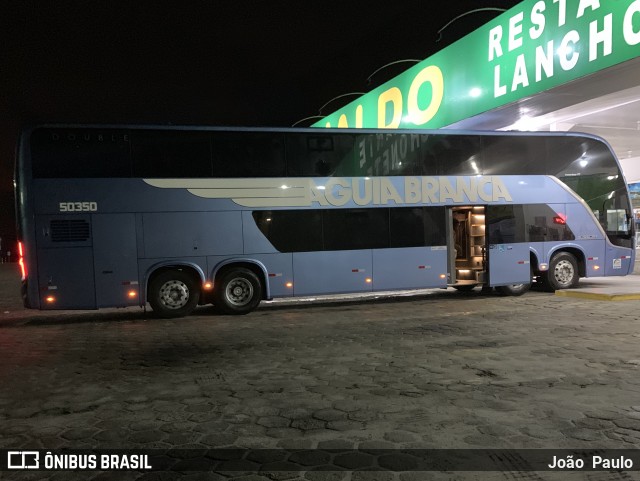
[213,262,266,315]
[147,265,203,318]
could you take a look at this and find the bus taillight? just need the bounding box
[18,241,27,280]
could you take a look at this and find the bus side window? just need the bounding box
[132,130,211,178]
[390,207,446,247]
[487,205,526,243]
[31,128,132,178]
[423,135,483,175]
[252,210,322,252]
[323,209,389,251]
[523,204,575,242]
[213,132,285,177]
[286,134,355,177]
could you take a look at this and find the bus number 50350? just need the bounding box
[59,202,98,212]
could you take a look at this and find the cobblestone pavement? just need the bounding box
[1,264,640,480]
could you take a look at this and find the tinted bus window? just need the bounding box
[487,205,526,243]
[287,134,355,176]
[253,210,322,252]
[424,135,483,175]
[323,208,389,250]
[355,134,427,176]
[132,130,211,178]
[31,128,131,178]
[481,136,549,175]
[524,204,575,242]
[390,207,446,247]
[213,132,285,177]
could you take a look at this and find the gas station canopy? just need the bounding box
[315,0,640,183]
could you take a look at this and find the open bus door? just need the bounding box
[485,205,531,287]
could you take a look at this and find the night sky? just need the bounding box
[0,1,520,248]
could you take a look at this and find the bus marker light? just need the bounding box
[18,257,27,279]
[45,296,55,303]
[593,265,600,270]
[285,282,293,288]
[439,274,446,279]
[127,290,137,298]
[539,263,548,271]
[18,242,27,279]
[203,282,213,290]
[365,278,372,284]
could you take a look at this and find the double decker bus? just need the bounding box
[14,125,635,317]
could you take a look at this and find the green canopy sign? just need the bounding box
[314,0,640,129]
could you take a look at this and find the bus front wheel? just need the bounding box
[214,268,262,315]
[148,269,200,318]
[543,252,579,291]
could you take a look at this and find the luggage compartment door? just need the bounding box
[486,205,531,286]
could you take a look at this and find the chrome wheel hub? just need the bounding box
[159,280,190,309]
[553,260,575,286]
[225,277,253,307]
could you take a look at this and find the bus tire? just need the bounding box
[148,269,201,318]
[544,252,579,291]
[495,283,530,296]
[214,268,262,315]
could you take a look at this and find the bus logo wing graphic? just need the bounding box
[143,178,314,207]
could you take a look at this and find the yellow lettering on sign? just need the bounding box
[355,105,363,128]
[377,87,402,128]
[406,65,444,126]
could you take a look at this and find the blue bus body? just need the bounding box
[15,126,635,316]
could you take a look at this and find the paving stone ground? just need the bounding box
[1,263,640,480]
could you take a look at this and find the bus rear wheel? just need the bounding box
[543,252,579,291]
[214,268,262,315]
[148,269,200,318]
